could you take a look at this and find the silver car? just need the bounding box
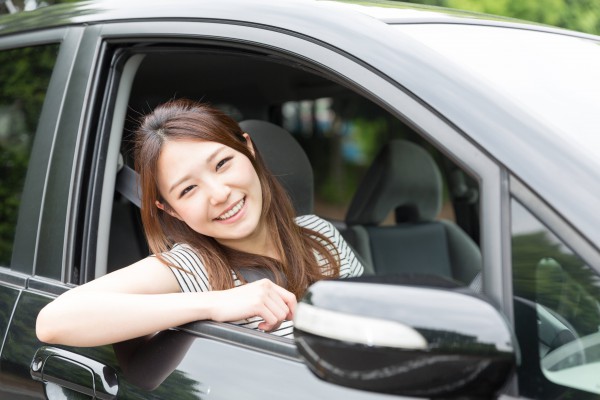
[0,0,598,399]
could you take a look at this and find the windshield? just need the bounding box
[393,24,600,166]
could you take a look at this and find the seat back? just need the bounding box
[345,140,480,285]
[239,119,314,216]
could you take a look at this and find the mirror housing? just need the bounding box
[294,278,516,398]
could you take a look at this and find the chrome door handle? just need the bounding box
[31,346,118,399]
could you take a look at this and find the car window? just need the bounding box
[0,44,59,266]
[97,47,481,289]
[280,97,481,282]
[512,199,600,399]
[280,97,479,230]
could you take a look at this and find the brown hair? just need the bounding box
[134,99,339,298]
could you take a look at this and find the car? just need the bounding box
[1,0,599,398]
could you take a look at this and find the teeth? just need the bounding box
[216,198,245,220]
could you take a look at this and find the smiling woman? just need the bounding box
[154,138,265,253]
[35,99,363,346]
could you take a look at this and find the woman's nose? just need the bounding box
[208,179,231,206]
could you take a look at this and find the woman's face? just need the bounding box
[155,135,265,250]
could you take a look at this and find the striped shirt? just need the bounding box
[161,215,364,338]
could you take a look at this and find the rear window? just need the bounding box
[0,43,59,265]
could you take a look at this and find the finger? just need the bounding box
[258,318,283,332]
[250,279,296,324]
[257,295,288,332]
[256,306,278,331]
[254,279,295,319]
[273,285,297,319]
[264,293,290,322]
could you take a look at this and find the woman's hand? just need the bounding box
[206,279,297,331]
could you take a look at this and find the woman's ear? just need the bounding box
[155,200,182,220]
[242,132,255,157]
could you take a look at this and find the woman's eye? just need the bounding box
[216,156,233,171]
[180,185,196,198]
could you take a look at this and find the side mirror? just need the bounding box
[294,279,516,398]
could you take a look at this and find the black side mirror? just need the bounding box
[294,279,516,398]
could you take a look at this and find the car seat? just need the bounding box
[239,120,313,216]
[344,140,481,285]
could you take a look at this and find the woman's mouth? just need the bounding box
[215,197,245,221]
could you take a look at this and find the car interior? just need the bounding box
[100,44,482,295]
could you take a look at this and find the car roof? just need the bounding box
[0,0,581,37]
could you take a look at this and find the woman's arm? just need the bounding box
[36,257,296,347]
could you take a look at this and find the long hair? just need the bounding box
[134,99,340,298]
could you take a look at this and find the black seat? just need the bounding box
[239,119,313,215]
[344,140,481,285]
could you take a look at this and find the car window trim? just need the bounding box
[6,28,80,276]
[95,20,505,299]
[178,320,300,362]
[82,21,508,354]
[32,26,106,282]
[0,267,28,289]
[0,27,66,51]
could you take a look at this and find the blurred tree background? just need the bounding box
[0,44,59,265]
[0,0,78,14]
[400,0,600,35]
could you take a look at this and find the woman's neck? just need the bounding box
[216,221,279,260]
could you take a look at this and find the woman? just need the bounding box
[36,99,363,347]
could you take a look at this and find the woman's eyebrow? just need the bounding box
[206,145,226,164]
[167,145,227,194]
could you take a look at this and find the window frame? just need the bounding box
[0,28,72,279]
[78,19,506,348]
[23,25,110,285]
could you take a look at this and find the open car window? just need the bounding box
[97,46,482,292]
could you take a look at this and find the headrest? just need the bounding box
[239,120,313,216]
[346,140,442,226]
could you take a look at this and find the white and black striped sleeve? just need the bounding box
[160,243,212,293]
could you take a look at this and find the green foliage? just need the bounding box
[401,0,600,35]
[0,44,58,265]
[0,0,81,15]
[351,117,388,164]
[0,142,28,262]
[315,116,389,207]
[512,231,600,335]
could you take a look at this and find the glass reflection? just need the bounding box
[511,199,600,397]
[0,44,59,266]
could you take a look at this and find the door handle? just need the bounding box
[31,346,118,399]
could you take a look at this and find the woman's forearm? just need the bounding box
[36,278,296,347]
[36,291,210,347]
